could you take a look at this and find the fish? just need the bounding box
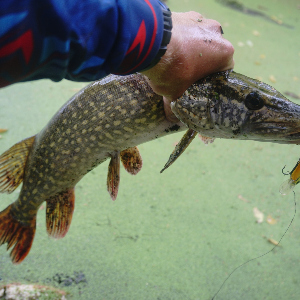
[1,70,300,264]
[279,160,300,195]
[161,70,300,171]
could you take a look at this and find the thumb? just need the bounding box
[163,96,180,123]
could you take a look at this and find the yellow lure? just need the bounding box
[280,160,300,195]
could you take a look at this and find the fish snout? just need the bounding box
[246,101,300,144]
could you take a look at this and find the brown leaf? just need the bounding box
[268,238,281,246]
[267,215,277,225]
[0,129,7,133]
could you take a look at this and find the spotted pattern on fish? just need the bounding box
[0,73,186,263]
[172,71,300,143]
[1,70,300,263]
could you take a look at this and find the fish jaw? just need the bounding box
[171,70,300,144]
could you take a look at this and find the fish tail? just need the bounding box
[0,204,36,264]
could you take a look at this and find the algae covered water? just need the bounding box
[0,0,299,299]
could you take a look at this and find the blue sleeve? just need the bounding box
[0,0,165,88]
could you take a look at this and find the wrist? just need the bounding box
[141,1,172,71]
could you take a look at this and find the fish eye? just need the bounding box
[245,92,264,110]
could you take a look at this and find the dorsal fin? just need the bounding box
[120,146,143,175]
[46,188,75,239]
[107,151,120,201]
[160,129,197,173]
[0,136,35,193]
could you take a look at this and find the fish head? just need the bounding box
[172,70,300,144]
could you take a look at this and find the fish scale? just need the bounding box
[26,74,182,195]
[1,70,300,264]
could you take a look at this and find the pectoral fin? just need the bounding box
[120,146,143,175]
[198,134,215,144]
[0,136,35,193]
[160,129,197,173]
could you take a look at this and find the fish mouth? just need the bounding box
[249,122,300,144]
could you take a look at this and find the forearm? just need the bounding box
[0,0,166,87]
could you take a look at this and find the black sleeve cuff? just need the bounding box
[142,1,172,71]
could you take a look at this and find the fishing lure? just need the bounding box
[279,160,300,195]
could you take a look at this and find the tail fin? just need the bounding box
[0,204,36,264]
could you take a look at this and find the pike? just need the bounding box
[1,70,300,264]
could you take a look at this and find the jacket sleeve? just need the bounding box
[0,0,165,88]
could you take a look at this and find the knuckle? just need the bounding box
[205,18,221,28]
[186,11,203,19]
[212,20,222,28]
[223,40,235,56]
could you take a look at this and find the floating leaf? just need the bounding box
[267,215,277,225]
[238,194,249,203]
[269,75,277,83]
[246,40,253,47]
[0,129,7,133]
[268,238,281,246]
[253,207,264,223]
[271,15,283,25]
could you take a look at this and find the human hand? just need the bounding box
[141,11,234,122]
